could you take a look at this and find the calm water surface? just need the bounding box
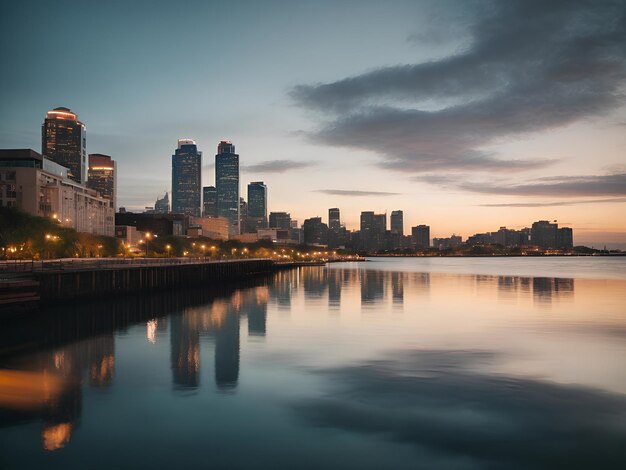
[1,257,625,469]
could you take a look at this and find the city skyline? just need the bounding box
[1,0,625,247]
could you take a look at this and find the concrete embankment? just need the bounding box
[33,259,275,303]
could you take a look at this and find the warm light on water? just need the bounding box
[0,257,625,468]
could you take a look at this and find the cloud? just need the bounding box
[291,0,626,172]
[293,349,626,468]
[243,159,315,173]
[480,197,626,207]
[313,189,401,197]
[418,173,626,197]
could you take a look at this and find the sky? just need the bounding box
[1,0,625,247]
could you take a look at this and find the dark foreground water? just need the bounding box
[1,257,626,469]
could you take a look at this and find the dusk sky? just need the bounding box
[1,0,625,246]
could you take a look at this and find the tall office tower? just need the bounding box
[328,208,340,231]
[87,154,117,209]
[42,107,87,184]
[171,139,202,216]
[360,211,387,252]
[328,208,344,248]
[412,225,430,249]
[269,211,291,230]
[390,210,404,236]
[215,140,240,236]
[203,186,217,217]
[247,181,267,232]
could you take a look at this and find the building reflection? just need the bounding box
[488,274,574,304]
[391,272,404,305]
[0,266,580,455]
[269,269,297,309]
[170,310,201,389]
[0,332,115,452]
[360,270,385,307]
[327,269,342,309]
[303,266,327,302]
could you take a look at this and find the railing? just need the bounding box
[0,257,273,273]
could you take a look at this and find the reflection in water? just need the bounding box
[391,272,403,305]
[1,263,619,466]
[361,270,385,306]
[170,311,200,389]
[0,332,115,451]
[293,349,626,468]
[328,270,342,309]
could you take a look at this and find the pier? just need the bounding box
[0,258,324,310]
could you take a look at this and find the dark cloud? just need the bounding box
[417,173,626,197]
[294,349,626,469]
[291,0,626,172]
[313,189,401,197]
[480,197,626,207]
[243,159,315,173]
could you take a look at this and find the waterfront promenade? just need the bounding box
[0,257,326,311]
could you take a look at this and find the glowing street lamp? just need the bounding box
[144,232,152,257]
[166,244,171,258]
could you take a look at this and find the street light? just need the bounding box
[144,232,152,257]
[166,244,171,258]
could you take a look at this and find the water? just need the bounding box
[1,257,625,469]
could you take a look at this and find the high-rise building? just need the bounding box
[328,208,341,231]
[531,221,558,248]
[390,210,404,236]
[360,211,387,252]
[412,225,430,249]
[42,107,87,184]
[327,207,344,248]
[531,220,573,249]
[215,141,239,236]
[269,211,291,230]
[87,154,116,210]
[172,139,202,216]
[202,186,217,217]
[303,217,328,246]
[247,181,267,232]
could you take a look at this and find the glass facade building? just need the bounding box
[42,107,87,184]
[390,210,404,236]
[247,181,267,232]
[172,139,202,216]
[215,141,240,236]
[87,154,116,210]
[203,186,217,217]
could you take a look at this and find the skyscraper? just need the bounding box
[215,141,239,236]
[412,225,430,249]
[247,181,267,232]
[390,210,404,236]
[172,139,202,216]
[87,154,116,210]
[360,211,386,252]
[203,186,217,217]
[328,208,340,231]
[42,107,87,184]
